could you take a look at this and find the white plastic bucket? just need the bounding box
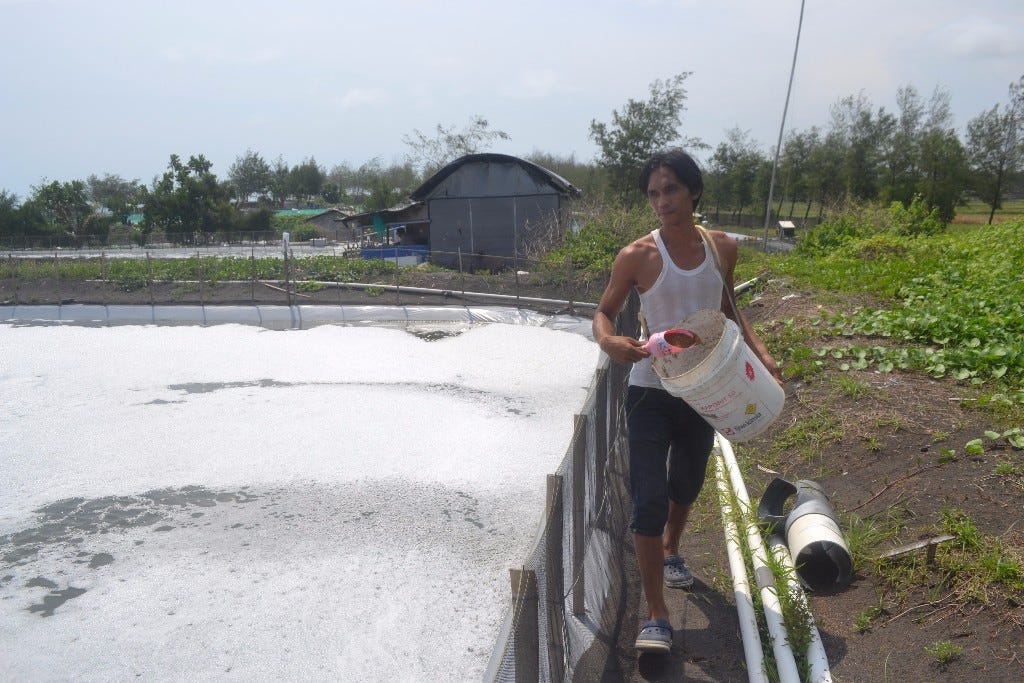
[653,309,784,442]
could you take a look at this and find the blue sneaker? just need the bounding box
[664,555,694,588]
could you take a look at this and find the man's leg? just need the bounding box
[635,533,670,622]
[662,500,692,557]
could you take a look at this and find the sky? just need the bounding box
[0,321,600,680]
[1,0,1022,199]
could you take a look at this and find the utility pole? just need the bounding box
[763,0,807,251]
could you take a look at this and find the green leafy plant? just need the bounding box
[994,461,1020,476]
[853,603,884,633]
[777,219,1024,412]
[887,195,945,237]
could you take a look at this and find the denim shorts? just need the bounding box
[626,385,715,537]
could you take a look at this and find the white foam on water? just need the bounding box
[0,323,599,681]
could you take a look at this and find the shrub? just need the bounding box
[794,205,884,257]
[888,196,944,237]
[287,224,321,242]
[233,209,273,235]
[541,202,650,275]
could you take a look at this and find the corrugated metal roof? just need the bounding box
[409,153,582,201]
[275,209,329,217]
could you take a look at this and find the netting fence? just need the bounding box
[484,292,641,683]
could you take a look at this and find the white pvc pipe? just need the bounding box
[717,435,802,683]
[767,535,833,682]
[714,450,768,683]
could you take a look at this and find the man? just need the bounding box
[592,149,781,655]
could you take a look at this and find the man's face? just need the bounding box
[646,166,698,225]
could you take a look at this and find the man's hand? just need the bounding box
[756,351,784,387]
[598,335,650,365]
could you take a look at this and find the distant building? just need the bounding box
[275,208,350,238]
[343,153,581,268]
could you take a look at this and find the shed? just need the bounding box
[341,202,429,245]
[409,153,581,268]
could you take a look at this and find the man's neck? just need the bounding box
[659,215,698,239]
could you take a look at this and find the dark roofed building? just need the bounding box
[339,154,581,268]
[411,153,581,268]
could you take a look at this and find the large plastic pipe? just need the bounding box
[714,451,768,682]
[717,435,802,683]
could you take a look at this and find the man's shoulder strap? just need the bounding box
[695,224,741,321]
[695,224,725,275]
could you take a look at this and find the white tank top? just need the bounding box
[629,228,725,388]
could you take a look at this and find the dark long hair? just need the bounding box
[638,149,704,209]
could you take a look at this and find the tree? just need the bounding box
[878,85,925,205]
[352,158,419,212]
[32,180,95,243]
[86,173,142,225]
[828,92,885,200]
[0,191,48,244]
[777,129,818,217]
[589,73,704,203]
[403,115,510,177]
[287,157,324,206]
[916,88,967,223]
[269,156,290,208]
[228,150,272,204]
[525,151,604,197]
[966,76,1024,224]
[705,128,765,223]
[0,190,24,242]
[141,154,234,244]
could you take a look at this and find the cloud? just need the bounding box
[335,87,390,110]
[498,69,559,99]
[159,44,283,66]
[933,15,1024,58]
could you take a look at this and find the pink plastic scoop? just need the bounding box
[643,328,702,358]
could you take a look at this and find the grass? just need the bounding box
[853,601,885,633]
[925,640,962,667]
[713,468,816,683]
[995,460,1021,477]
[761,405,844,464]
[952,198,1024,224]
[833,375,871,399]
[869,508,1024,609]
[842,508,904,574]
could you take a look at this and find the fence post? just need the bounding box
[198,251,205,306]
[13,254,21,306]
[514,251,521,309]
[510,568,539,683]
[545,474,566,683]
[54,251,61,306]
[594,368,608,526]
[283,245,293,307]
[100,251,107,308]
[146,252,154,307]
[564,255,573,312]
[458,247,465,300]
[571,413,588,616]
[394,252,400,306]
[250,246,256,304]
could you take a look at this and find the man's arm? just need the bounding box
[714,232,783,383]
[593,246,650,365]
